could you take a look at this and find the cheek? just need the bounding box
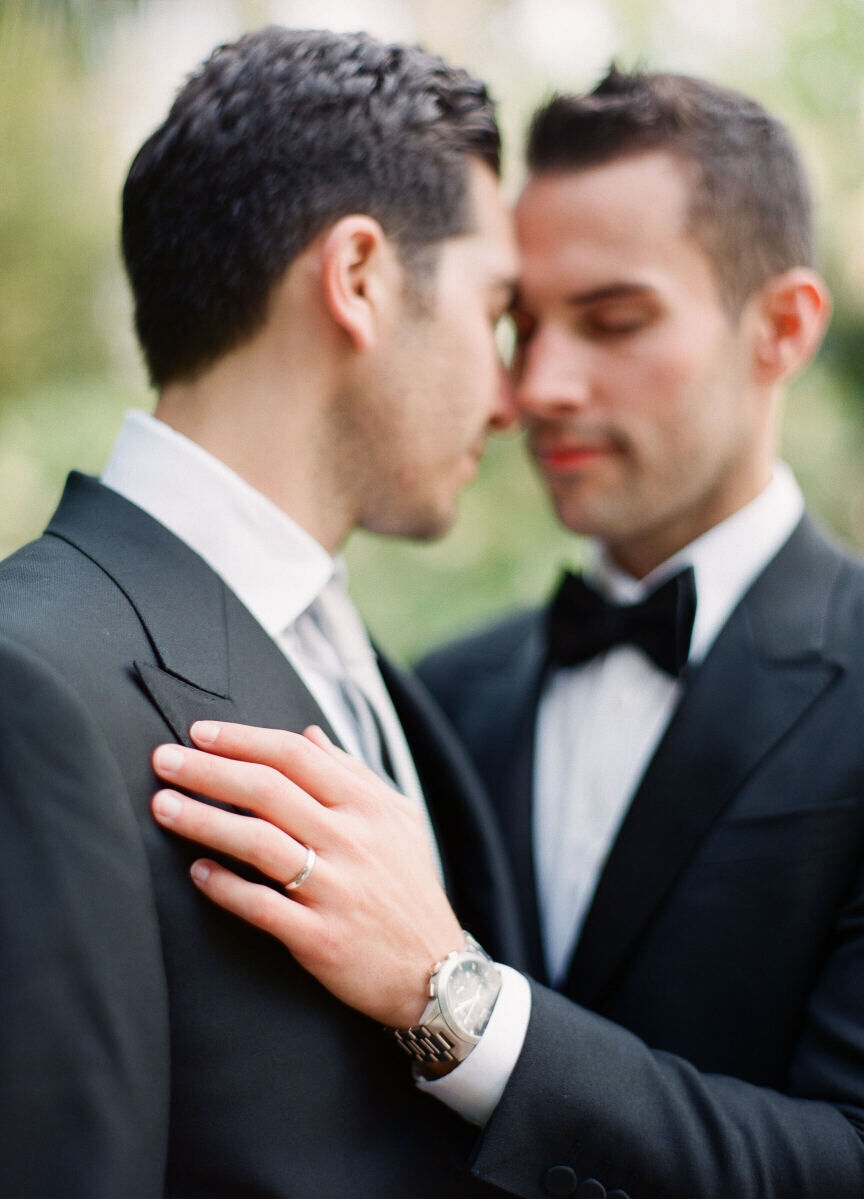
[639,335,702,402]
[650,366,745,482]
[452,315,496,374]
[617,332,720,433]
[594,360,710,490]
[441,322,497,412]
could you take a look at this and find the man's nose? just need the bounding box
[514,327,590,419]
[488,360,519,433]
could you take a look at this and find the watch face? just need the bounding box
[440,956,501,1039]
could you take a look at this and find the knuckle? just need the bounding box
[273,728,305,760]
[248,886,283,932]
[247,820,282,872]
[316,916,343,967]
[251,765,285,811]
[345,833,377,877]
[183,799,211,836]
[290,735,316,768]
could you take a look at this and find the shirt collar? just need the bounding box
[101,409,337,636]
[587,462,805,665]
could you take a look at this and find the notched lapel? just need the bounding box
[378,654,527,970]
[568,519,844,1008]
[49,475,339,748]
[135,660,239,747]
[48,474,233,698]
[426,615,547,978]
[493,677,548,983]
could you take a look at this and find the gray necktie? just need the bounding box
[306,574,443,880]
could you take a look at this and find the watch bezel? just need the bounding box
[435,948,502,1042]
[391,933,502,1070]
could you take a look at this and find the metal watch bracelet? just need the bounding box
[391,932,501,1069]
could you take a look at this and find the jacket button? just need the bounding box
[606,1192,630,1199]
[543,1165,579,1196]
[575,1181,607,1198]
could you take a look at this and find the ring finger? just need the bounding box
[151,789,324,897]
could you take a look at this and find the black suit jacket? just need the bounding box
[0,473,524,1199]
[420,515,864,1198]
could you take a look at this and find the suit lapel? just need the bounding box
[379,655,527,971]
[493,677,548,982]
[430,616,549,979]
[46,473,339,746]
[566,516,844,1008]
[46,473,530,978]
[134,663,238,746]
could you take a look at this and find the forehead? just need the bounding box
[452,159,518,278]
[515,152,716,301]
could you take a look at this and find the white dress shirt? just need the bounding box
[103,412,412,776]
[535,463,805,984]
[101,409,528,1124]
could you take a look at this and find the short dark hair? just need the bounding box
[122,27,500,386]
[527,67,814,312]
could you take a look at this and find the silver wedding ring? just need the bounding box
[285,845,317,891]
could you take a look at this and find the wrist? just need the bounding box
[390,932,502,1073]
[392,918,466,1027]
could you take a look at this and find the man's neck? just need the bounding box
[590,462,804,665]
[155,372,351,553]
[606,468,775,580]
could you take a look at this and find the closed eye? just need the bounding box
[582,303,658,338]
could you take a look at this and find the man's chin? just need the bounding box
[362,500,458,544]
[548,493,621,541]
[409,506,459,543]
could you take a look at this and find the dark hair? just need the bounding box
[122,26,500,386]
[527,67,814,312]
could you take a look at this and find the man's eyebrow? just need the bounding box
[565,282,658,306]
[510,281,656,313]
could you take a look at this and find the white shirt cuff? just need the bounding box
[414,964,531,1126]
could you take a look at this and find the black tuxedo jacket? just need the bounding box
[420,515,864,1198]
[0,473,525,1199]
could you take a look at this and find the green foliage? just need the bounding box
[0,1,113,399]
[0,374,133,558]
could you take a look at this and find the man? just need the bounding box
[153,71,864,1197]
[0,26,527,1198]
[421,68,864,1195]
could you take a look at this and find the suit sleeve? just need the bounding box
[469,951,864,1199]
[0,636,171,1198]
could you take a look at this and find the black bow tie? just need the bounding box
[546,566,697,678]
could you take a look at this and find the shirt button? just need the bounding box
[543,1165,579,1195]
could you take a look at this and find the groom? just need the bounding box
[0,26,526,1198]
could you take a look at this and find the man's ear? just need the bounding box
[750,268,832,384]
[319,215,398,352]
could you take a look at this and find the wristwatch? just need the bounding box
[393,932,502,1075]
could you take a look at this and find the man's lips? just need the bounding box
[534,442,612,471]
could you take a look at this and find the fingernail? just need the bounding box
[306,724,331,744]
[191,721,219,745]
[152,791,182,821]
[154,745,185,775]
[191,861,211,885]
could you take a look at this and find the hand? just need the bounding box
[150,721,464,1028]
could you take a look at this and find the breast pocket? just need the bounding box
[697,796,864,866]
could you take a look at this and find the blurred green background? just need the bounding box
[2,0,864,660]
